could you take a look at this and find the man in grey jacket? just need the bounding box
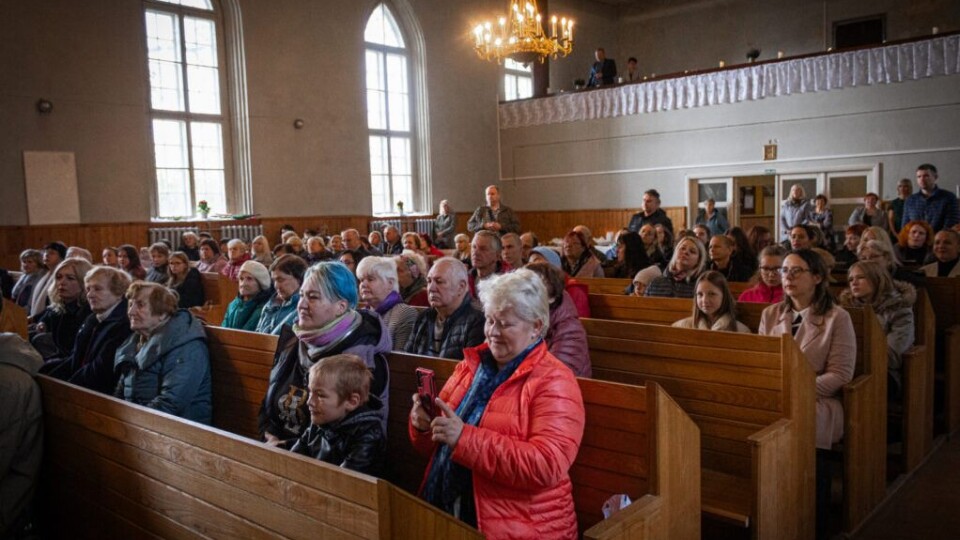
[0,333,43,538]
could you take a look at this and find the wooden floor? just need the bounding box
[854,435,960,539]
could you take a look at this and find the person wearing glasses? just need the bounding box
[758,249,856,538]
[738,245,787,304]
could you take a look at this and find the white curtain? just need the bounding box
[500,35,960,129]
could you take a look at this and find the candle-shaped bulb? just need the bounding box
[568,20,574,41]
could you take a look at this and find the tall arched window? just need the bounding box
[144,0,232,218]
[364,4,420,215]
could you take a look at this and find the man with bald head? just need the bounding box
[467,185,520,236]
[404,257,485,359]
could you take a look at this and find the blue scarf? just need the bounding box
[421,339,543,525]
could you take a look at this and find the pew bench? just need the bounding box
[585,294,896,533]
[193,271,236,326]
[925,277,960,436]
[581,319,816,540]
[203,327,702,539]
[38,375,482,539]
[575,276,633,295]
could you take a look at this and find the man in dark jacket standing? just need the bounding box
[587,47,617,87]
[405,257,484,359]
[627,189,674,234]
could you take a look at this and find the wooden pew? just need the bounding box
[582,298,890,536]
[38,375,482,539]
[193,271,236,326]
[925,277,960,435]
[899,289,935,473]
[1,298,28,340]
[581,320,815,539]
[204,327,702,539]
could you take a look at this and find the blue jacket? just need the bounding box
[256,292,300,335]
[114,310,212,424]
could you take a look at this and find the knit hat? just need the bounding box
[531,246,562,269]
[239,260,271,291]
[633,265,663,285]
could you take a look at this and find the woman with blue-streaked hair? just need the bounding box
[258,261,392,449]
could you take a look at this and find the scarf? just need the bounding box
[422,339,542,524]
[374,291,403,316]
[293,310,362,357]
[401,276,427,302]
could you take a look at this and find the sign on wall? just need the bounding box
[23,151,81,225]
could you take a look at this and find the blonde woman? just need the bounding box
[251,235,274,266]
[29,257,94,359]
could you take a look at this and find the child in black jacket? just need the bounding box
[291,354,385,477]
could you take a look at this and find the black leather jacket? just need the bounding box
[290,396,386,477]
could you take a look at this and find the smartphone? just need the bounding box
[416,367,437,419]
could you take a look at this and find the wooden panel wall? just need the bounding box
[0,208,687,268]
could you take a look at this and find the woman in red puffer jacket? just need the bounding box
[409,270,585,539]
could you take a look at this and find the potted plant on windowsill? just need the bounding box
[197,200,211,220]
[396,200,405,217]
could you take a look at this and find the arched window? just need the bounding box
[364,3,421,215]
[143,0,232,218]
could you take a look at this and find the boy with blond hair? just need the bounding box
[290,354,385,476]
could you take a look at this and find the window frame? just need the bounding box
[503,58,534,102]
[143,0,235,219]
[364,2,428,216]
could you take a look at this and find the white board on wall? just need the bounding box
[23,151,81,225]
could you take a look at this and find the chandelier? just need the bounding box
[472,1,574,64]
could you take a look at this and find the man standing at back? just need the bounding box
[627,189,674,235]
[902,164,960,232]
[467,185,520,236]
[405,258,485,359]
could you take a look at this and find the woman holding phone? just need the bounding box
[409,270,585,538]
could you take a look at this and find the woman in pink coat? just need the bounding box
[409,270,585,539]
[757,248,855,537]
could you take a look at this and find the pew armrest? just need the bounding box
[945,325,960,436]
[583,494,664,540]
[900,344,933,472]
[841,373,887,534]
[749,417,815,540]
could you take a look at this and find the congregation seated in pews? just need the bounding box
[3,164,960,538]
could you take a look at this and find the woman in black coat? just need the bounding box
[167,251,206,308]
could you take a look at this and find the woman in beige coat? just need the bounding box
[758,248,856,537]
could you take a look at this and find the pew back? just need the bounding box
[195,272,236,326]
[925,277,960,435]
[202,327,701,539]
[581,319,816,539]
[39,375,481,539]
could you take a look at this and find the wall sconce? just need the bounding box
[36,99,53,115]
[293,118,305,129]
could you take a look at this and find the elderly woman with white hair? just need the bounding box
[357,256,418,350]
[178,231,201,261]
[644,236,708,298]
[396,250,429,307]
[29,257,94,359]
[857,238,924,286]
[222,260,273,331]
[409,269,585,537]
[12,249,46,309]
[221,239,252,281]
[260,261,392,448]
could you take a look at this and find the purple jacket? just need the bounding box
[546,291,592,377]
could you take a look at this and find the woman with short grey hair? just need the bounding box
[12,249,46,309]
[357,256,418,350]
[409,269,584,536]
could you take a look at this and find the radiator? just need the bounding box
[220,224,264,243]
[148,226,199,247]
[414,219,433,236]
[369,219,401,233]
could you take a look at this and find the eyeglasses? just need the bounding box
[759,266,781,274]
[779,266,811,277]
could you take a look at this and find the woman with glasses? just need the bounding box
[738,245,787,304]
[758,249,856,538]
